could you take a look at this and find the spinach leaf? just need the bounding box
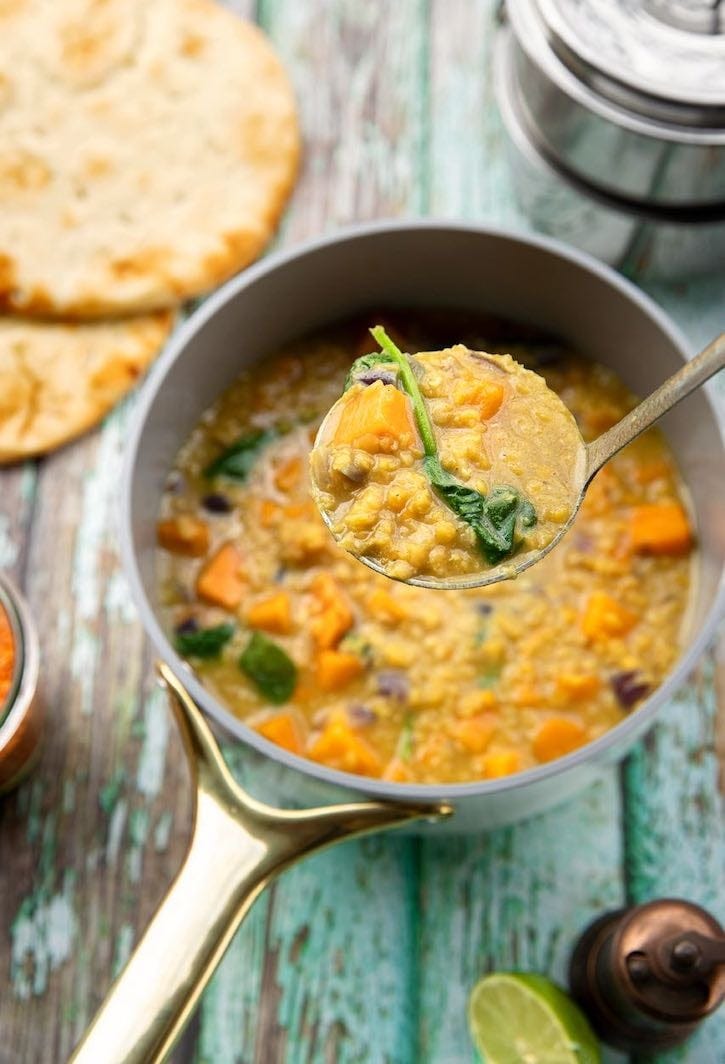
[205,428,276,481]
[174,622,235,659]
[397,712,414,761]
[478,662,503,689]
[369,326,538,566]
[239,631,297,704]
[344,352,397,391]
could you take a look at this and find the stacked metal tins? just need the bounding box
[495,0,725,279]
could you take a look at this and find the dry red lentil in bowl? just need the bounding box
[155,311,695,785]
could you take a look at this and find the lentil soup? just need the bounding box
[156,312,694,785]
[310,329,586,583]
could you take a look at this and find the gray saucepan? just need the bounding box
[71,222,725,1063]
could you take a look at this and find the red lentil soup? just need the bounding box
[156,311,694,784]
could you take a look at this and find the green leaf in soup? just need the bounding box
[174,622,235,659]
[397,712,414,761]
[204,428,277,481]
[239,632,297,705]
[368,327,538,567]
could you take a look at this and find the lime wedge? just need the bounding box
[468,972,601,1064]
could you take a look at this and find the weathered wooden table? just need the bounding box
[1,3,723,1062]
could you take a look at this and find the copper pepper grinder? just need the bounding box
[569,899,725,1052]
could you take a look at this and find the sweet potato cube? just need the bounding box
[581,591,636,641]
[315,650,364,691]
[332,382,417,453]
[629,503,692,556]
[196,543,245,610]
[247,592,292,635]
[274,455,303,493]
[366,588,408,624]
[448,714,496,754]
[533,717,587,763]
[556,672,601,702]
[255,712,303,755]
[481,750,521,779]
[453,378,505,420]
[157,515,209,557]
[308,712,382,777]
[310,575,354,649]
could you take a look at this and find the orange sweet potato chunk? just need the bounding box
[157,515,209,557]
[533,717,587,763]
[448,714,497,754]
[196,543,245,610]
[581,591,636,641]
[309,574,354,649]
[247,592,292,635]
[453,378,505,420]
[315,650,364,691]
[308,712,382,777]
[332,382,417,453]
[629,503,692,556]
[255,712,304,755]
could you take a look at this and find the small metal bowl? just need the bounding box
[0,573,42,793]
[497,0,725,278]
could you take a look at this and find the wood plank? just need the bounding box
[193,2,430,1062]
[0,463,38,585]
[0,401,194,1063]
[624,267,725,1064]
[419,5,628,1062]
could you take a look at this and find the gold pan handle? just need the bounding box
[69,663,451,1064]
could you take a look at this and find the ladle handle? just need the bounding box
[585,333,725,481]
[69,665,451,1064]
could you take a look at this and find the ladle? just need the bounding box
[316,332,725,591]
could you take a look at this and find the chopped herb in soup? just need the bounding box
[311,327,585,581]
[156,311,694,784]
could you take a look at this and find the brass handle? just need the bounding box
[69,664,451,1064]
[585,332,725,481]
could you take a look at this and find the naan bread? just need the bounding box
[0,0,299,317]
[0,311,173,461]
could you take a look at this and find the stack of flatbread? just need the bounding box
[0,0,299,462]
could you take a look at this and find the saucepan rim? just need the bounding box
[120,219,725,802]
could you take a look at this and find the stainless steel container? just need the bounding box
[496,0,725,278]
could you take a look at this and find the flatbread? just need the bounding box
[0,0,300,317]
[0,311,173,461]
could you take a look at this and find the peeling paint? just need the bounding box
[70,626,100,717]
[136,686,169,799]
[126,808,149,884]
[106,798,128,866]
[11,878,77,1000]
[112,924,134,979]
[153,811,173,853]
[0,514,19,567]
[104,569,137,625]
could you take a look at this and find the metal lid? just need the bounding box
[536,0,725,115]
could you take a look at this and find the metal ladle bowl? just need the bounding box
[314,333,725,591]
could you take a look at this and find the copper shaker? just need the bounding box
[570,899,725,1052]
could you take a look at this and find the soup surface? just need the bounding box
[156,312,694,784]
[311,330,585,583]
